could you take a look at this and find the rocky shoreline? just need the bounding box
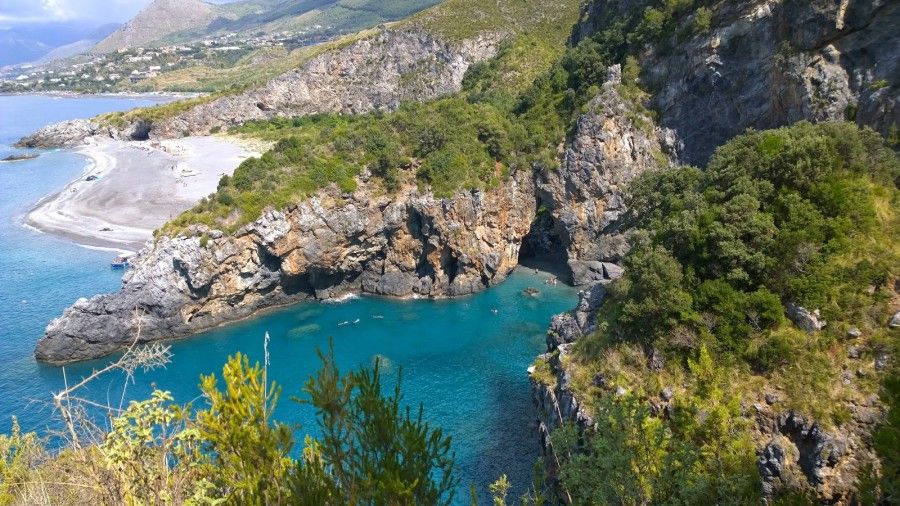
[21,0,898,500]
[33,63,667,364]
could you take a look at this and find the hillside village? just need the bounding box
[0,29,336,94]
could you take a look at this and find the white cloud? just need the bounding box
[0,0,236,26]
[0,0,151,25]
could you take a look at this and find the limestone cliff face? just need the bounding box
[530,284,606,480]
[19,29,497,148]
[528,66,677,285]
[149,30,498,138]
[580,0,899,164]
[528,0,897,501]
[35,169,535,363]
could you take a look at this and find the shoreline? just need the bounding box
[24,136,256,252]
[0,91,201,101]
[39,264,574,365]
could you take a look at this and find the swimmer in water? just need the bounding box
[491,308,499,315]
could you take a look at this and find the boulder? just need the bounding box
[786,303,826,332]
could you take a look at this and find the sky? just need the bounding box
[0,0,150,27]
[0,0,235,28]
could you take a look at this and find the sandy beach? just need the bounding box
[26,136,256,252]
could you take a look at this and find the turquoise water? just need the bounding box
[0,95,578,500]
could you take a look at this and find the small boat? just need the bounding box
[111,255,129,269]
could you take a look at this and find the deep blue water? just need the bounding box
[0,95,578,500]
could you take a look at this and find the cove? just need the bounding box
[0,95,579,500]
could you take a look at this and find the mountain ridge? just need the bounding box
[92,0,218,53]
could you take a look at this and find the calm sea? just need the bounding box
[0,94,578,500]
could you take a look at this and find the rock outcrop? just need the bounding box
[20,29,498,149]
[530,284,606,480]
[786,303,828,332]
[531,285,888,502]
[35,169,535,363]
[16,120,103,148]
[148,30,498,139]
[528,0,898,501]
[529,65,677,285]
[756,406,885,502]
[17,118,154,148]
[580,0,899,164]
[34,64,667,363]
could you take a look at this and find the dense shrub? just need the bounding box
[555,347,759,504]
[565,121,898,502]
[0,348,456,505]
[593,122,899,357]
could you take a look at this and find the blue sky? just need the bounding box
[0,0,234,28]
[0,0,150,26]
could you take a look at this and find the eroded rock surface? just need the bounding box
[150,31,497,138]
[579,0,899,164]
[35,170,535,363]
[19,29,498,148]
[530,65,677,285]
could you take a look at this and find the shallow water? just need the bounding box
[0,95,579,500]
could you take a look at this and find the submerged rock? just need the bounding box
[1,153,38,162]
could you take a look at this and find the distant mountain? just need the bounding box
[0,23,120,67]
[93,0,218,53]
[37,25,120,64]
[0,32,49,66]
[92,0,443,53]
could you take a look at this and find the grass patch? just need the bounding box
[407,0,581,43]
[530,355,557,388]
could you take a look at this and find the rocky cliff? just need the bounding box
[35,168,535,363]
[148,30,498,139]
[18,29,498,149]
[25,0,898,498]
[34,66,663,363]
[529,65,678,285]
[532,286,889,502]
[528,0,898,502]
[579,0,898,164]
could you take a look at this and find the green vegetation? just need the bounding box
[101,93,231,127]
[162,0,590,234]
[554,122,899,502]
[601,122,897,357]
[0,347,457,505]
[554,348,759,504]
[529,355,556,388]
[408,0,580,43]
